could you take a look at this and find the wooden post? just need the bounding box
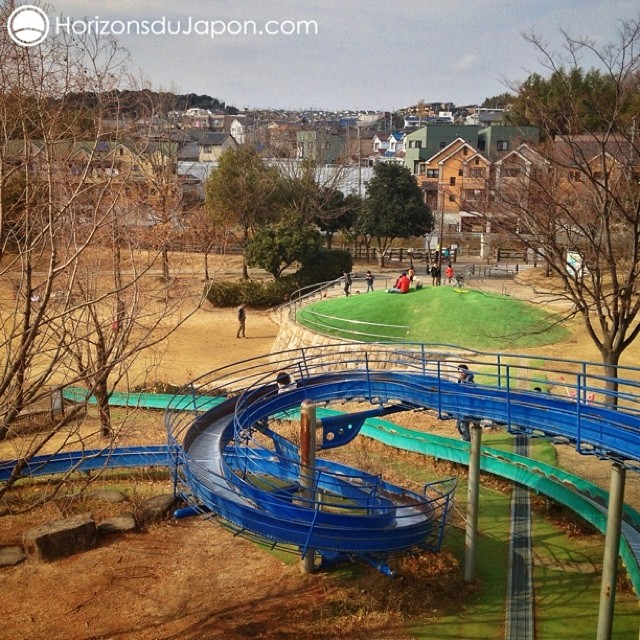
[299,400,317,573]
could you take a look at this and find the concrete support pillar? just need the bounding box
[464,421,483,583]
[299,399,317,574]
[597,462,626,640]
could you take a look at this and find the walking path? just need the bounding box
[506,434,534,640]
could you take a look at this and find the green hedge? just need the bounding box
[205,276,300,308]
[205,249,352,309]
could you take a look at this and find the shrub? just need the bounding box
[205,277,300,308]
[296,248,352,287]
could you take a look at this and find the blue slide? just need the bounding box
[165,344,640,571]
[170,389,457,566]
[3,344,640,579]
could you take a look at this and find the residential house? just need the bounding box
[225,116,247,145]
[404,125,481,175]
[344,127,375,166]
[187,131,238,163]
[388,131,406,155]
[181,108,223,130]
[416,137,491,232]
[464,108,507,127]
[263,122,301,158]
[296,130,347,164]
[3,137,182,229]
[492,143,546,213]
[405,124,539,176]
[372,132,390,155]
[477,125,539,160]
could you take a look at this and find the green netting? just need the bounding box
[62,387,224,411]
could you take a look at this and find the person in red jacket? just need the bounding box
[445,263,454,285]
[387,272,411,294]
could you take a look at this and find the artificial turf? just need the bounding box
[297,285,570,350]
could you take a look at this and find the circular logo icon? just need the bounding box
[7,5,50,47]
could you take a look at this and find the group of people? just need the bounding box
[345,266,449,296]
[237,261,462,337]
[429,263,460,286]
[344,270,377,295]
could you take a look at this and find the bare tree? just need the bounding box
[53,227,195,438]
[487,16,640,398]
[0,9,199,500]
[185,206,232,281]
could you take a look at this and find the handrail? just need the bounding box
[162,343,640,465]
[296,308,410,342]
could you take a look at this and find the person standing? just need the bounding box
[430,263,441,286]
[445,263,455,285]
[343,271,352,297]
[236,303,247,338]
[365,270,375,292]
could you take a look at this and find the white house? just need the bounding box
[372,132,390,154]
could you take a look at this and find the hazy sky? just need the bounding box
[42,1,640,110]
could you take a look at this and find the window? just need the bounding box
[458,169,464,177]
[449,194,456,202]
[450,176,456,186]
[463,146,468,156]
[415,140,422,149]
[478,140,486,151]
[427,169,438,178]
[497,140,509,151]
[470,167,486,178]
[463,189,485,202]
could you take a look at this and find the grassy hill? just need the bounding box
[297,286,570,350]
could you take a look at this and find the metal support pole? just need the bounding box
[596,462,626,640]
[437,207,444,285]
[299,400,317,574]
[464,422,483,583]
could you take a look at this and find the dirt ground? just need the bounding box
[1,258,639,640]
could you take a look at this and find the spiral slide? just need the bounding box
[170,388,457,569]
[3,344,640,582]
[165,345,640,574]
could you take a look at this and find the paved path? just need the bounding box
[506,434,535,640]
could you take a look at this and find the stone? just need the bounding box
[0,546,26,566]
[22,512,97,562]
[97,513,137,535]
[135,494,179,528]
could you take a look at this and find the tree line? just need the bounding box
[205,149,433,282]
